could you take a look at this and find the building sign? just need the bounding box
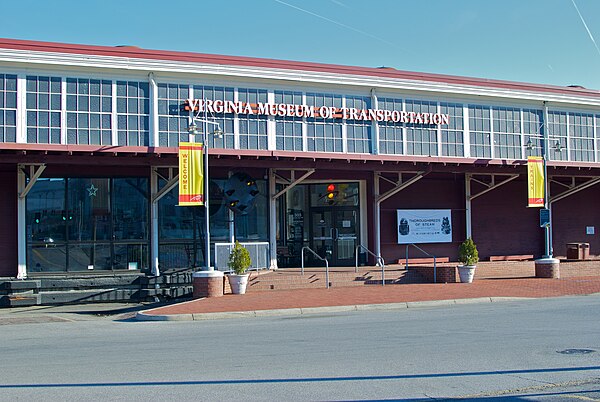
[178,142,204,206]
[184,99,450,125]
[527,156,544,207]
[397,209,452,244]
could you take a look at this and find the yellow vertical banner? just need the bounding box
[178,142,204,206]
[527,156,544,207]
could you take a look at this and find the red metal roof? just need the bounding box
[0,37,598,99]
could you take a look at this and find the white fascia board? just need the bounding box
[1,48,600,108]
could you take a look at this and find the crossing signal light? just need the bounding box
[34,212,41,224]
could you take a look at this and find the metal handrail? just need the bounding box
[355,245,386,286]
[301,246,330,289]
[405,243,437,284]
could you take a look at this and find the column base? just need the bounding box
[192,271,225,298]
[535,258,560,279]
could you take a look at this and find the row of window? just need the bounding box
[1,73,600,162]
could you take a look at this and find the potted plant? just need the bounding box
[227,240,252,294]
[457,237,479,283]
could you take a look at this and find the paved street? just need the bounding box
[1,296,600,401]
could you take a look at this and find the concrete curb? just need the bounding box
[134,296,532,322]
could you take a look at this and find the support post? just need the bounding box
[269,168,278,270]
[151,168,160,277]
[17,167,26,279]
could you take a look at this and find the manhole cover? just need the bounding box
[557,349,596,355]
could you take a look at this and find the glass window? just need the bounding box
[275,90,303,151]
[569,112,594,162]
[547,111,568,161]
[493,106,521,159]
[66,78,112,145]
[378,97,404,155]
[116,81,150,146]
[238,88,268,150]
[406,99,438,156]
[26,177,150,273]
[192,85,235,149]
[157,83,189,147]
[26,76,62,144]
[441,102,464,157]
[346,95,372,154]
[306,92,342,152]
[469,105,491,158]
[0,74,17,142]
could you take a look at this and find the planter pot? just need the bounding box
[458,265,476,283]
[227,273,250,294]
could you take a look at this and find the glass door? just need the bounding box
[310,207,359,266]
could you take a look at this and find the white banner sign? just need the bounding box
[397,209,452,244]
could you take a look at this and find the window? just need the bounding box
[26,76,61,144]
[275,90,303,151]
[569,112,594,162]
[158,83,189,147]
[547,111,568,161]
[469,105,491,158]
[523,109,543,158]
[26,177,149,273]
[0,74,17,142]
[441,102,464,157]
[306,92,342,152]
[117,81,150,146]
[406,99,437,156]
[238,88,268,150]
[493,106,521,159]
[192,85,235,149]
[378,97,404,155]
[345,95,371,153]
[66,78,112,145]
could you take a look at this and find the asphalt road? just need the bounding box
[1,296,600,401]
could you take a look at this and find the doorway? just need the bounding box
[310,207,359,266]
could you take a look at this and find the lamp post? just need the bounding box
[525,103,562,278]
[187,117,223,271]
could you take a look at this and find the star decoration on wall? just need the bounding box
[87,184,98,197]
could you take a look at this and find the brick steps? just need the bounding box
[245,268,426,292]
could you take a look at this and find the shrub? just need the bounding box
[458,238,479,266]
[228,241,251,275]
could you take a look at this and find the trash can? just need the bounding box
[566,243,590,260]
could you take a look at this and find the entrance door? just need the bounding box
[310,207,359,266]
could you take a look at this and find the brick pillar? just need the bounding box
[193,271,224,298]
[535,258,560,279]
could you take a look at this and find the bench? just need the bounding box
[398,257,450,264]
[488,254,534,262]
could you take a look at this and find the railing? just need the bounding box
[355,245,386,286]
[214,242,270,272]
[301,246,330,289]
[405,244,437,284]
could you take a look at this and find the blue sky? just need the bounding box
[2,0,600,89]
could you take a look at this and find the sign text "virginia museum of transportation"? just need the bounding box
[185,99,450,125]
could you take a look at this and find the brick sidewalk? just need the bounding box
[144,276,600,317]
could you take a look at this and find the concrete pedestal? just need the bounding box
[192,271,224,298]
[535,258,560,279]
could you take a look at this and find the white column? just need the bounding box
[269,168,278,270]
[17,167,27,279]
[150,168,160,276]
[16,74,26,143]
[374,173,381,259]
[148,73,158,147]
[465,173,472,239]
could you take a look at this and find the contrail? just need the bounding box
[274,0,399,49]
[571,0,600,58]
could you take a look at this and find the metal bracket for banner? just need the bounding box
[151,167,179,203]
[549,176,600,204]
[272,168,315,200]
[467,173,520,201]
